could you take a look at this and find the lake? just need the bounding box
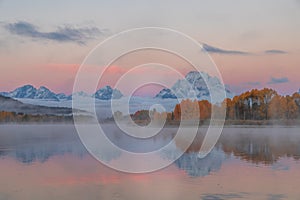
[0,125,299,200]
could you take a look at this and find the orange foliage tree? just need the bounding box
[173,88,299,122]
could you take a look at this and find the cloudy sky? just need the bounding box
[0,0,299,95]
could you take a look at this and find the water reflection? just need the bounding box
[174,149,225,177]
[218,128,300,164]
[0,125,88,163]
[0,125,300,176]
[0,125,300,199]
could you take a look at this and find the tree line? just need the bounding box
[129,88,300,123]
[0,111,86,123]
[223,88,300,120]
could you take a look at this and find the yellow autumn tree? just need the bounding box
[286,95,299,119]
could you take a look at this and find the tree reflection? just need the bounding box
[219,130,300,164]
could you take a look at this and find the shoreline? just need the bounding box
[1,121,300,128]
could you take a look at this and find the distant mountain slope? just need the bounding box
[0,85,60,101]
[155,71,234,103]
[0,85,123,101]
[0,95,74,115]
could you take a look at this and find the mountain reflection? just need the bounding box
[174,148,225,177]
[14,141,87,163]
[0,125,300,177]
[0,125,88,164]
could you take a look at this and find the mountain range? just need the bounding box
[3,71,297,103]
[13,71,300,103]
[0,85,123,101]
[0,71,234,103]
[155,71,234,103]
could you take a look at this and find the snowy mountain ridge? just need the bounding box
[0,85,123,101]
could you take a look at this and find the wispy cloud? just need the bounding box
[202,43,249,55]
[265,49,288,55]
[201,193,245,200]
[202,43,288,56]
[267,194,286,200]
[245,81,261,86]
[4,21,103,44]
[268,77,289,84]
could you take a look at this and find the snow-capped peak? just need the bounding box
[11,85,37,98]
[155,71,234,103]
[1,85,59,101]
[34,86,59,100]
[93,86,123,100]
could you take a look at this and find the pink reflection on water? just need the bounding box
[1,152,300,200]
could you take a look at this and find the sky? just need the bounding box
[0,0,299,96]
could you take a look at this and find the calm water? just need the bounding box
[0,125,300,200]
